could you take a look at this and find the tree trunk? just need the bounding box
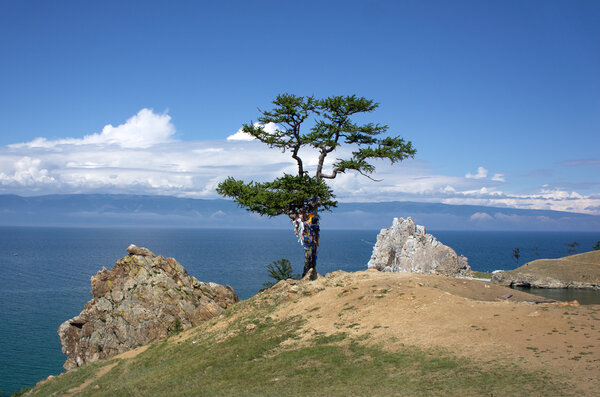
[300,210,320,278]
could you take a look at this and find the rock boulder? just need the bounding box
[367,217,470,276]
[58,245,239,370]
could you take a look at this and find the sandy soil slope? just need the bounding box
[265,270,600,394]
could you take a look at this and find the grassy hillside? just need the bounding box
[506,250,600,284]
[27,270,600,396]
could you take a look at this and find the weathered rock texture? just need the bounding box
[367,217,470,276]
[58,244,239,370]
[492,250,600,289]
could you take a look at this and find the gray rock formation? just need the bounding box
[367,217,470,276]
[491,272,596,289]
[58,245,239,370]
[491,251,600,289]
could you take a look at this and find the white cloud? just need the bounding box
[465,166,488,179]
[441,185,456,194]
[439,188,600,215]
[1,110,599,215]
[0,157,55,186]
[464,167,505,183]
[491,173,505,182]
[226,130,255,141]
[10,108,175,149]
[470,212,493,221]
[226,122,279,141]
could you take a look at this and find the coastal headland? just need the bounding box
[29,266,600,396]
[492,250,600,289]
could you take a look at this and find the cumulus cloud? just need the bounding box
[10,108,175,149]
[464,167,505,183]
[226,130,255,141]
[0,157,55,186]
[1,110,599,215]
[0,126,295,198]
[226,122,278,141]
[465,166,488,179]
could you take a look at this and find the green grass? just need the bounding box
[29,311,571,397]
[469,271,493,279]
[21,361,103,396]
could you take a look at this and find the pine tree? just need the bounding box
[512,248,521,266]
[217,94,416,275]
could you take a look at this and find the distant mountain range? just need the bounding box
[1,194,599,231]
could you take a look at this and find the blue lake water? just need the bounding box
[0,226,598,394]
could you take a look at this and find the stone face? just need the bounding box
[367,217,470,276]
[58,245,239,370]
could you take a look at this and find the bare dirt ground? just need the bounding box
[267,270,600,395]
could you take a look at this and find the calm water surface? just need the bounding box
[512,286,600,305]
[0,227,598,394]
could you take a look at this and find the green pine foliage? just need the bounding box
[217,174,335,218]
[217,93,416,218]
[168,318,183,336]
[263,259,299,288]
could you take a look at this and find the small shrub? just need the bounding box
[512,248,520,265]
[169,318,183,335]
[263,258,300,288]
[566,241,579,254]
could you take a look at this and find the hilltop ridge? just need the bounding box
[30,269,600,396]
[492,250,600,289]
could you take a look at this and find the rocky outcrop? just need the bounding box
[58,245,239,370]
[367,217,470,276]
[491,251,600,289]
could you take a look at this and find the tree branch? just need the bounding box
[356,169,383,182]
[292,141,303,176]
[315,149,327,179]
[320,169,339,179]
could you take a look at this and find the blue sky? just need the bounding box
[0,0,599,214]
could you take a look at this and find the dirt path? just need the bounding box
[113,345,149,360]
[61,362,117,396]
[58,345,150,396]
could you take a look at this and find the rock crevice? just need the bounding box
[58,245,239,370]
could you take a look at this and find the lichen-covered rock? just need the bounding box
[367,217,470,276]
[58,245,239,370]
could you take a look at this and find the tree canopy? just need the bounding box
[217,93,416,218]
